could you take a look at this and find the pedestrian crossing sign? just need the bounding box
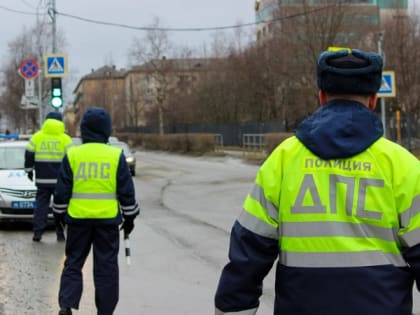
[43,53,68,78]
[377,71,396,98]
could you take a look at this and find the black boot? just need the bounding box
[56,230,65,242]
[58,307,72,315]
[32,232,42,242]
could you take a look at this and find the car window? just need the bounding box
[0,146,25,169]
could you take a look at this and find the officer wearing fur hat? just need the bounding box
[25,111,73,242]
[53,107,139,315]
[214,48,420,315]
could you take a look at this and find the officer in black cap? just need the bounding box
[214,48,420,315]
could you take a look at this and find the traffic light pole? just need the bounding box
[50,0,57,53]
[49,0,60,112]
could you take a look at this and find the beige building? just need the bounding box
[72,65,127,135]
[71,58,214,133]
[124,58,214,129]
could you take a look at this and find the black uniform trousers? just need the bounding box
[33,187,51,236]
[34,187,64,237]
[59,222,120,315]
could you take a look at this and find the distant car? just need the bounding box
[111,141,136,176]
[71,137,82,145]
[108,136,119,144]
[0,141,47,222]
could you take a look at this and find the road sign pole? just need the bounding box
[380,97,386,138]
[38,70,43,129]
[378,32,387,138]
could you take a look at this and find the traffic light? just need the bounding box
[50,77,63,108]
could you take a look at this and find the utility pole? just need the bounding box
[49,0,57,53]
[48,0,59,112]
[35,4,43,128]
[378,32,387,138]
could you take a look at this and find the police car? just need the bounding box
[0,140,38,222]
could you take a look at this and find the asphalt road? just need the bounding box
[0,150,419,315]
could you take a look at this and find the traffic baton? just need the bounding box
[124,234,131,265]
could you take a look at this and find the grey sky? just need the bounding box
[0,0,255,94]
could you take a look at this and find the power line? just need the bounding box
[0,4,42,15]
[55,5,336,32]
[55,10,253,32]
[0,4,336,32]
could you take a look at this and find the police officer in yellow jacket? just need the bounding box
[53,107,139,315]
[25,111,73,242]
[215,48,420,315]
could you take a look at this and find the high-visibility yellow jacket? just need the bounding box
[66,143,121,219]
[215,101,420,315]
[241,136,419,267]
[24,118,73,187]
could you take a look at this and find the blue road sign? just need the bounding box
[378,71,396,97]
[43,53,68,77]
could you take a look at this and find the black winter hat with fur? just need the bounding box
[317,49,383,95]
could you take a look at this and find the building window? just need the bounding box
[144,76,153,84]
[144,100,152,107]
[178,75,188,82]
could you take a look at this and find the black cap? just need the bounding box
[80,107,112,143]
[317,49,383,95]
[45,111,62,121]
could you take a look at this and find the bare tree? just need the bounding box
[380,6,420,139]
[128,17,173,134]
[260,0,380,125]
[0,17,65,132]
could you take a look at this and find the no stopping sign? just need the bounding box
[19,59,39,79]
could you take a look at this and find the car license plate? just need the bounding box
[11,201,36,209]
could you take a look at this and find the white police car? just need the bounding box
[0,140,38,222]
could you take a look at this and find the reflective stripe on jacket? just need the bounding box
[67,143,121,219]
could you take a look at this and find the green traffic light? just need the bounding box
[50,78,63,108]
[52,88,62,97]
[51,96,63,108]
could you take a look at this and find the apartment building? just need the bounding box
[71,58,214,132]
[124,58,214,128]
[255,0,408,41]
[72,65,127,134]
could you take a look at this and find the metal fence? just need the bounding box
[242,134,265,150]
[124,114,420,154]
[126,121,286,147]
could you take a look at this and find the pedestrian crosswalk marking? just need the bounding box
[378,71,395,97]
[48,58,64,73]
[43,53,67,77]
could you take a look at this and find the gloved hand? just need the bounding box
[120,217,135,237]
[27,170,33,182]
